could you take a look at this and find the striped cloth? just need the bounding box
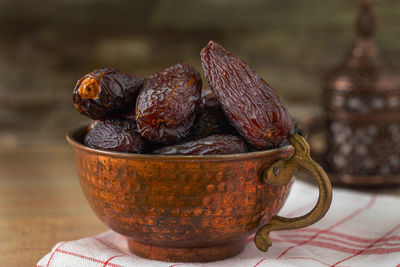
[37,180,400,267]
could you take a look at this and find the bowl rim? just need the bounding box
[66,122,294,162]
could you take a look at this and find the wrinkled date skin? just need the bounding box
[73,67,145,120]
[199,88,219,110]
[87,120,99,132]
[201,41,294,149]
[136,63,202,144]
[84,119,146,153]
[154,135,247,155]
[193,106,237,139]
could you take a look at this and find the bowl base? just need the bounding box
[127,238,247,262]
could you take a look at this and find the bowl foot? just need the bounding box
[127,238,247,262]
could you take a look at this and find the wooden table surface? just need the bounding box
[0,146,107,266]
[1,145,400,266]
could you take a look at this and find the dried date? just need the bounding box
[201,41,294,149]
[135,63,202,144]
[193,106,237,139]
[87,120,99,132]
[154,135,247,155]
[199,88,219,110]
[73,67,145,120]
[84,119,146,153]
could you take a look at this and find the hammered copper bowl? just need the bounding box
[67,123,332,262]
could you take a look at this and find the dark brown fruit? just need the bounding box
[84,119,146,153]
[73,67,145,120]
[199,88,219,110]
[123,109,136,120]
[136,63,202,144]
[154,135,247,155]
[193,106,237,139]
[201,41,294,149]
[87,120,99,132]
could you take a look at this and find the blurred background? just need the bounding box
[1,0,400,149]
[1,0,400,265]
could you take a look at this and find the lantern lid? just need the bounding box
[326,0,400,92]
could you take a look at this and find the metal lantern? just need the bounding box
[323,0,400,185]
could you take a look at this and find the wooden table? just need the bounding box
[0,146,107,266]
[1,145,399,266]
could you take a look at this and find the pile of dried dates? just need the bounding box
[73,41,295,155]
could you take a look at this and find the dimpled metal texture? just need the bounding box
[67,124,294,262]
[324,0,400,185]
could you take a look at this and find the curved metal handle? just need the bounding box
[254,134,332,252]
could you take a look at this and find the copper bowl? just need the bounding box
[67,123,332,262]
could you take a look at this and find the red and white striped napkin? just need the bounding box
[37,180,400,267]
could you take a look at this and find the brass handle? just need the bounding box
[254,134,332,252]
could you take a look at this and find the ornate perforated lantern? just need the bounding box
[323,0,400,185]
